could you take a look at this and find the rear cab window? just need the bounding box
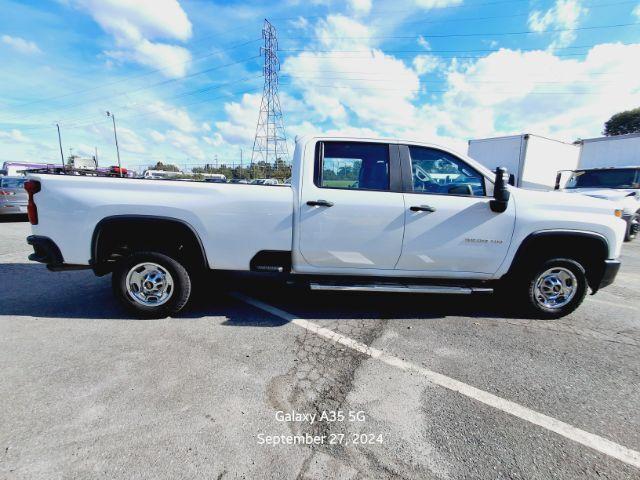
[315,142,391,191]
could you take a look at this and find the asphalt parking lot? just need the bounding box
[1,217,639,479]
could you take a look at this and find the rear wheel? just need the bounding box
[521,258,588,319]
[112,251,191,318]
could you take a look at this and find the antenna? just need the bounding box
[251,19,289,178]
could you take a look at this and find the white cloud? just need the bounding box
[70,0,192,77]
[282,15,420,129]
[417,36,431,50]
[215,93,262,145]
[89,123,146,154]
[349,0,372,15]
[413,54,443,75]
[149,130,166,142]
[201,122,211,132]
[0,129,31,143]
[165,129,205,160]
[289,16,310,30]
[202,133,223,147]
[633,4,640,18]
[137,101,198,132]
[415,0,463,8]
[528,0,587,49]
[1,35,41,54]
[434,43,640,141]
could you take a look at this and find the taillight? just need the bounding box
[0,190,15,196]
[24,180,41,225]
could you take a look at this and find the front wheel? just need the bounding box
[521,258,588,319]
[624,213,639,242]
[112,251,192,318]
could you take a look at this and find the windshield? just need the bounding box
[565,169,639,189]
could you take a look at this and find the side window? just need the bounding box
[316,142,390,191]
[408,146,485,196]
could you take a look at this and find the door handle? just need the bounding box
[410,205,436,212]
[307,199,334,207]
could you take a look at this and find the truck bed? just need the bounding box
[28,174,294,270]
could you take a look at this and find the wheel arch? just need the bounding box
[506,230,609,292]
[91,215,209,275]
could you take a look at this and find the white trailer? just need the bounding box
[577,133,640,168]
[468,134,580,191]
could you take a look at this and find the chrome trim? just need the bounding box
[309,283,493,294]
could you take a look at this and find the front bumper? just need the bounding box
[597,259,621,290]
[27,235,89,272]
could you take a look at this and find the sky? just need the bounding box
[0,0,639,171]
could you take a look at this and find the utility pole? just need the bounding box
[106,111,123,177]
[55,123,65,173]
[251,19,289,180]
[94,146,99,167]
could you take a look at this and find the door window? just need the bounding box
[316,142,390,191]
[408,146,485,196]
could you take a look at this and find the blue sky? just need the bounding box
[1,0,639,171]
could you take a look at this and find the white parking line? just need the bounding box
[231,292,640,470]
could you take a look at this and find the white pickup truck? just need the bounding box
[25,136,625,319]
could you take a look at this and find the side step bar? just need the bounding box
[309,282,493,295]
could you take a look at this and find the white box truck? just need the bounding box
[468,134,580,191]
[577,133,640,168]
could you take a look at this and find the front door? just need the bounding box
[397,145,515,275]
[298,141,406,270]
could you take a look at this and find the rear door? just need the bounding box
[397,145,515,275]
[298,141,406,270]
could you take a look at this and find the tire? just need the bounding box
[112,251,192,318]
[520,258,588,319]
[624,213,638,242]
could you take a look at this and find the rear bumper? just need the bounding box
[27,235,89,271]
[597,259,621,290]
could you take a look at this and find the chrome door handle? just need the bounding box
[307,199,334,207]
[410,205,436,212]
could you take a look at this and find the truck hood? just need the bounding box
[514,187,624,213]
[561,188,638,202]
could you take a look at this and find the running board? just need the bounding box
[309,282,493,295]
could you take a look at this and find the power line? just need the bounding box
[279,82,625,95]
[277,42,632,54]
[5,56,261,124]
[9,38,262,110]
[282,21,640,40]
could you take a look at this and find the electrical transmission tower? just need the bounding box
[251,19,289,177]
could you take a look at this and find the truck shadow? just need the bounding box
[0,263,523,323]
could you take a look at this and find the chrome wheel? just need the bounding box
[125,262,174,307]
[533,267,577,310]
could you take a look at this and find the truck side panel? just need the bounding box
[28,175,293,270]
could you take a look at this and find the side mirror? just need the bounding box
[490,167,511,213]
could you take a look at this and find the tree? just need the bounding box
[151,161,180,172]
[604,107,640,136]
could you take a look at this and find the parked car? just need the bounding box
[556,166,640,241]
[229,178,249,184]
[0,176,28,215]
[250,178,279,185]
[204,174,227,183]
[25,136,625,319]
